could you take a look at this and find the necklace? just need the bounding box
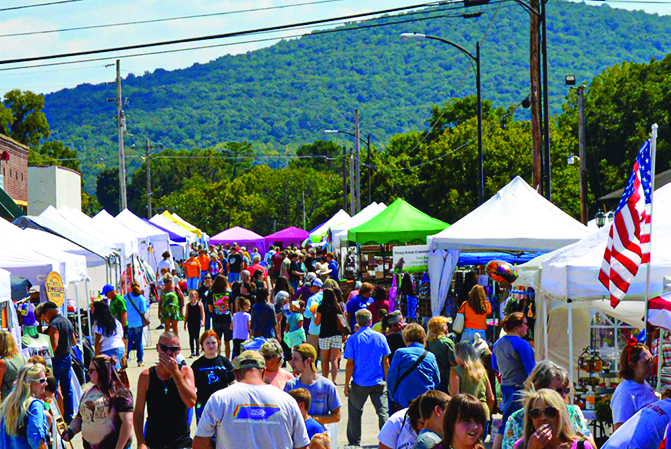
[160,377,172,394]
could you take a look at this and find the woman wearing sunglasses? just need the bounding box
[502,361,594,449]
[516,389,594,449]
[0,363,49,449]
[61,355,134,449]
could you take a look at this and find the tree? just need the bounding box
[288,140,342,173]
[96,168,121,215]
[219,141,254,179]
[1,90,50,147]
[28,141,80,172]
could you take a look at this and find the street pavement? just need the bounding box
[68,302,382,449]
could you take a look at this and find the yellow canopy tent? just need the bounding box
[161,211,202,238]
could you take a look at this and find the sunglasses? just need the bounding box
[529,406,558,420]
[34,377,48,384]
[262,354,275,360]
[159,344,180,353]
[556,387,571,395]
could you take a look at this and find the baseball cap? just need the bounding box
[293,343,318,372]
[101,284,115,296]
[260,339,283,359]
[387,310,403,325]
[311,278,323,288]
[37,301,59,316]
[233,350,266,370]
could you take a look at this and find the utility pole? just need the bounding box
[577,85,588,225]
[116,60,127,210]
[529,0,542,193]
[146,138,151,217]
[541,0,551,201]
[342,145,347,211]
[349,149,355,215]
[367,134,371,205]
[354,109,361,213]
[302,190,306,230]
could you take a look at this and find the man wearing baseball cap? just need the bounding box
[261,339,293,390]
[101,284,128,329]
[193,350,310,449]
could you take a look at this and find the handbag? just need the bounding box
[126,293,150,327]
[390,350,429,413]
[336,313,352,336]
[453,313,465,334]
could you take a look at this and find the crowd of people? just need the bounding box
[0,242,668,449]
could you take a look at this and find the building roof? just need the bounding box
[600,168,671,201]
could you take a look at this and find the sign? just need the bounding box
[392,245,430,273]
[44,271,65,306]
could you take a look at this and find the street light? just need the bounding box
[401,32,484,205]
[565,75,588,225]
[324,129,373,205]
[595,211,606,228]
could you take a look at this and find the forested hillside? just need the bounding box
[43,2,671,188]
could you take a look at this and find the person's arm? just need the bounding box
[344,359,354,397]
[183,305,189,330]
[48,326,59,353]
[386,355,399,401]
[170,363,197,408]
[121,310,128,327]
[449,369,460,397]
[94,333,102,355]
[114,412,133,449]
[382,355,389,378]
[314,312,322,326]
[199,302,205,327]
[518,340,536,375]
[61,415,82,441]
[133,370,149,449]
[0,360,6,397]
[485,377,495,414]
[313,406,341,425]
[193,436,216,449]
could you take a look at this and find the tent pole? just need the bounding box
[543,296,548,360]
[658,329,664,391]
[568,298,574,405]
[644,124,658,348]
[75,282,82,348]
[85,278,92,341]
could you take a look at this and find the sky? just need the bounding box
[0,0,668,97]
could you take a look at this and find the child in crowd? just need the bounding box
[286,301,304,333]
[310,433,331,449]
[231,298,251,358]
[288,388,325,439]
[184,289,205,357]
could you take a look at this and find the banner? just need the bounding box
[392,245,429,273]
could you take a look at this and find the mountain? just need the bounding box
[42,2,671,188]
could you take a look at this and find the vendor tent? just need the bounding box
[116,209,173,265]
[150,214,197,247]
[211,227,266,254]
[348,198,448,245]
[331,203,386,247]
[0,268,10,303]
[93,210,155,267]
[429,176,589,252]
[0,230,58,284]
[0,187,25,221]
[265,226,308,248]
[309,209,351,244]
[60,207,137,258]
[162,211,203,239]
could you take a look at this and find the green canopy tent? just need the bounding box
[0,188,25,221]
[348,198,449,245]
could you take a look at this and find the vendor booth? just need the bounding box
[116,209,174,270]
[210,226,266,254]
[265,226,308,249]
[331,202,386,248]
[308,209,351,244]
[150,213,198,250]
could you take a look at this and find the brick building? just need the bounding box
[0,133,29,210]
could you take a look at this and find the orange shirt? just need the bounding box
[197,255,210,271]
[458,300,492,330]
[184,257,201,278]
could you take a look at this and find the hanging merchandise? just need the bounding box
[407,295,418,319]
[419,273,430,297]
[388,274,398,313]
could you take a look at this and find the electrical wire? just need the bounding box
[0,1,462,66]
[0,0,346,39]
[0,1,509,72]
[0,0,86,13]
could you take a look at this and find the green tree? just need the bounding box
[288,140,342,173]
[1,90,50,147]
[28,141,80,172]
[96,168,121,215]
[219,141,254,179]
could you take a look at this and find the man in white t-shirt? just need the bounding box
[378,406,419,449]
[603,399,671,449]
[156,251,174,277]
[194,350,310,449]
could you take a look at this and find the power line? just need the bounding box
[0,0,346,39]
[0,1,500,72]
[0,1,465,66]
[0,0,86,12]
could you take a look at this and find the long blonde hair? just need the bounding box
[0,330,19,358]
[427,316,448,342]
[1,363,46,435]
[522,389,579,447]
[455,342,486,380]
[467,285,488,315]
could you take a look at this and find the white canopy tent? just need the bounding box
[92,210,156,267]
[331,203,386,248]
[116,209,173,270]
[150,214,197,247]
[0,232,58,285]
[308,209,351,244]
[0,268,10,304]
[426,176,589,317]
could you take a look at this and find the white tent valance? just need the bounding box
[0,268,10,303]
[331,203,386,247]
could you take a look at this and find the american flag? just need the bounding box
[598,140,653,308]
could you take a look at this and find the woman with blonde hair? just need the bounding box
[502,361,594,449]
[458,285,492,343]
[0,330,27,402]
[516,389,593,449]
[0,363,49,449]
[450,342,495,423]
[427,316,456,393]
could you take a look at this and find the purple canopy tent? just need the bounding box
[210,226,266,255]
[265,226,308,248]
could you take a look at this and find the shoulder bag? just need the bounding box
[453,302,466,334]
[389,349,428,413]
[126,293,150,327]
